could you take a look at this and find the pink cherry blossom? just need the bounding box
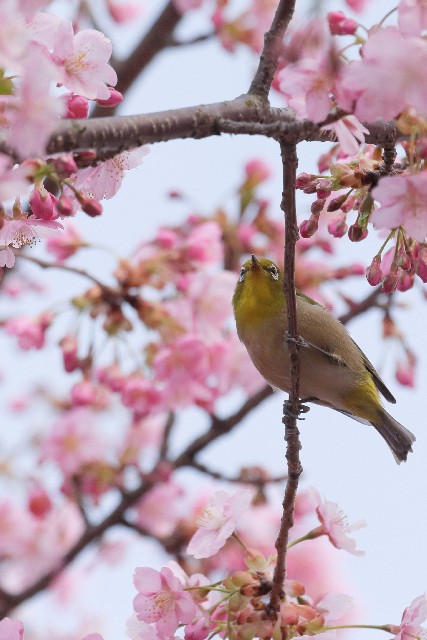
[0,154,32,202]
[339,28,427,121]
[41,408,107,475]
[398,0,427,36]
[311,488,366,556]
[393,594,427,640]
[135,482,185,538]
[371,173,427,242]
[52,20,117,100]
[106,1,143,23]
[278,53,336,122]
[327,11,358,35]
[4,312,53,349]
[0,618,24,640]
[183,221,224,265]
[0,247,16,268]
[5,46,64,157]
[321,115,368,156]
[133,566,196,636]
[74,147,149,200]
[0,1,29,70]
[30,186,59,220]
[187,488,253,559]
[121,376,163,418]
[126,615,165,640]
[46,222,86,262]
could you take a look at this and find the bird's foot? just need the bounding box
[282,400,310,421]
[284,332,310,349]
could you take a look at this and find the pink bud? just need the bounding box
[78,194,103,217]
[416,249,427,282]
[348,224,368,242]
[327,193,348,212]
[300,217,318,238]
[53,154,78,178]
[328,215,347,238]
[245,159,271,184]
[56,195,74,217]
[74,150,97,164]
[382,268,399,294]
[65,94,89,119]
[28,485,52,519]
[316,189,332,199]
[295,173,313,189]
[311,198,325,215]
[366,255,383,286]
[96,88,124,108]
[30,187,58,220]
[397,271,414,292]
[60,335,79,372]
[327,11,358,35]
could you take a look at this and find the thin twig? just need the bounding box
[188,460,287,486]
[249,0,297,98]
[268,142,303,615]
[338,287,383,326]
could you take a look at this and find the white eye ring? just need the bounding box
[239,267,246,282]
[269,265,279,280]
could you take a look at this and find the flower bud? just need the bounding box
[416,248,427,282]
[77,194,103,217]
[382,267,399,294]
[366,255,383,286]
[348,224,368,242]
[397,271,414,292]
[295,173,313,189]
[96,88,124,108]
[328,215,347,238]
[327,193,348,212]
[327,10,358,35]
[53,154,78,178]
[56,195,74,217]
[311,198,325,215]
[300,216,318,238]
[65,93,89,119]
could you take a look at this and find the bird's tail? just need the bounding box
[371,409,415,464]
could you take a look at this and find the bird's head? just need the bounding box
[232,255,284,327]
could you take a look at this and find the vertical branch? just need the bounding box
[268,142,303,613]
[248,0,297,99]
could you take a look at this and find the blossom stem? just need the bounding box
[377,7,398,28]
[377,229,397,257]
[325,624,392,633]
[287,527,323,548]
[232,532,249,551]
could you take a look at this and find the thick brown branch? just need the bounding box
[249,0,296,98]
[35,99,405,160]
[268,142,302,615]
[92,2,182,118]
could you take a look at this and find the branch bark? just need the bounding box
[268,142,303,614]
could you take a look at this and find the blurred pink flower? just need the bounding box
[106,0,143,23]
[46,222,85,262]
[133,566,196,636]
[183,221,224,265]
[311,488,366,556]
[41,408,107,475]
[121,376,163,418]
[135,482,185,538]
[398,0,427,35]
[339,28,427,121]
[126,615,164,640]
[0,618,24,640]
[187,488,253,559]
[74,147,149,200]
[4,312,53,349]
[0,153,32,202]
[327,11,358,35]
[52,21,117,100]
[371,173,427,242]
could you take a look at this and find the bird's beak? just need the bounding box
[251,255,261,270]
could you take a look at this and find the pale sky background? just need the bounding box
[0,1,425,639]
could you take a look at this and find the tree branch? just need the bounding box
[248,0,297,98]
[268,142,303,614]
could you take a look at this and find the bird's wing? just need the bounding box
[295,288,397,404]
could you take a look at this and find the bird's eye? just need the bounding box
[239,267,246,282]
[268,265,279,280]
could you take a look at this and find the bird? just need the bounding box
[232,255,415,463]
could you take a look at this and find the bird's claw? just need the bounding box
[283,400,310,421]
[284,332,309,349]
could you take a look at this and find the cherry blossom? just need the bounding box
[5,45,64,157]
[0,618,24,640]
[106,0,143,23]
[46,222,86,262]
[311,488,366,556]
[187,488,253,559]
[327,11,358,35]
[135,482,185,538]
[371,173,427,242]
[74,147,149,200]
[41,408,107,475]
[392,594,427,640]
[4,312,53,349]
[133,566,196,636]
[321,116,369,157]
[52,21,117,100]
[0,1,29,70]
[339,28,427,121]
[398,0,427,36]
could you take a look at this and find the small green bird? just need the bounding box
[232,255,415,463]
